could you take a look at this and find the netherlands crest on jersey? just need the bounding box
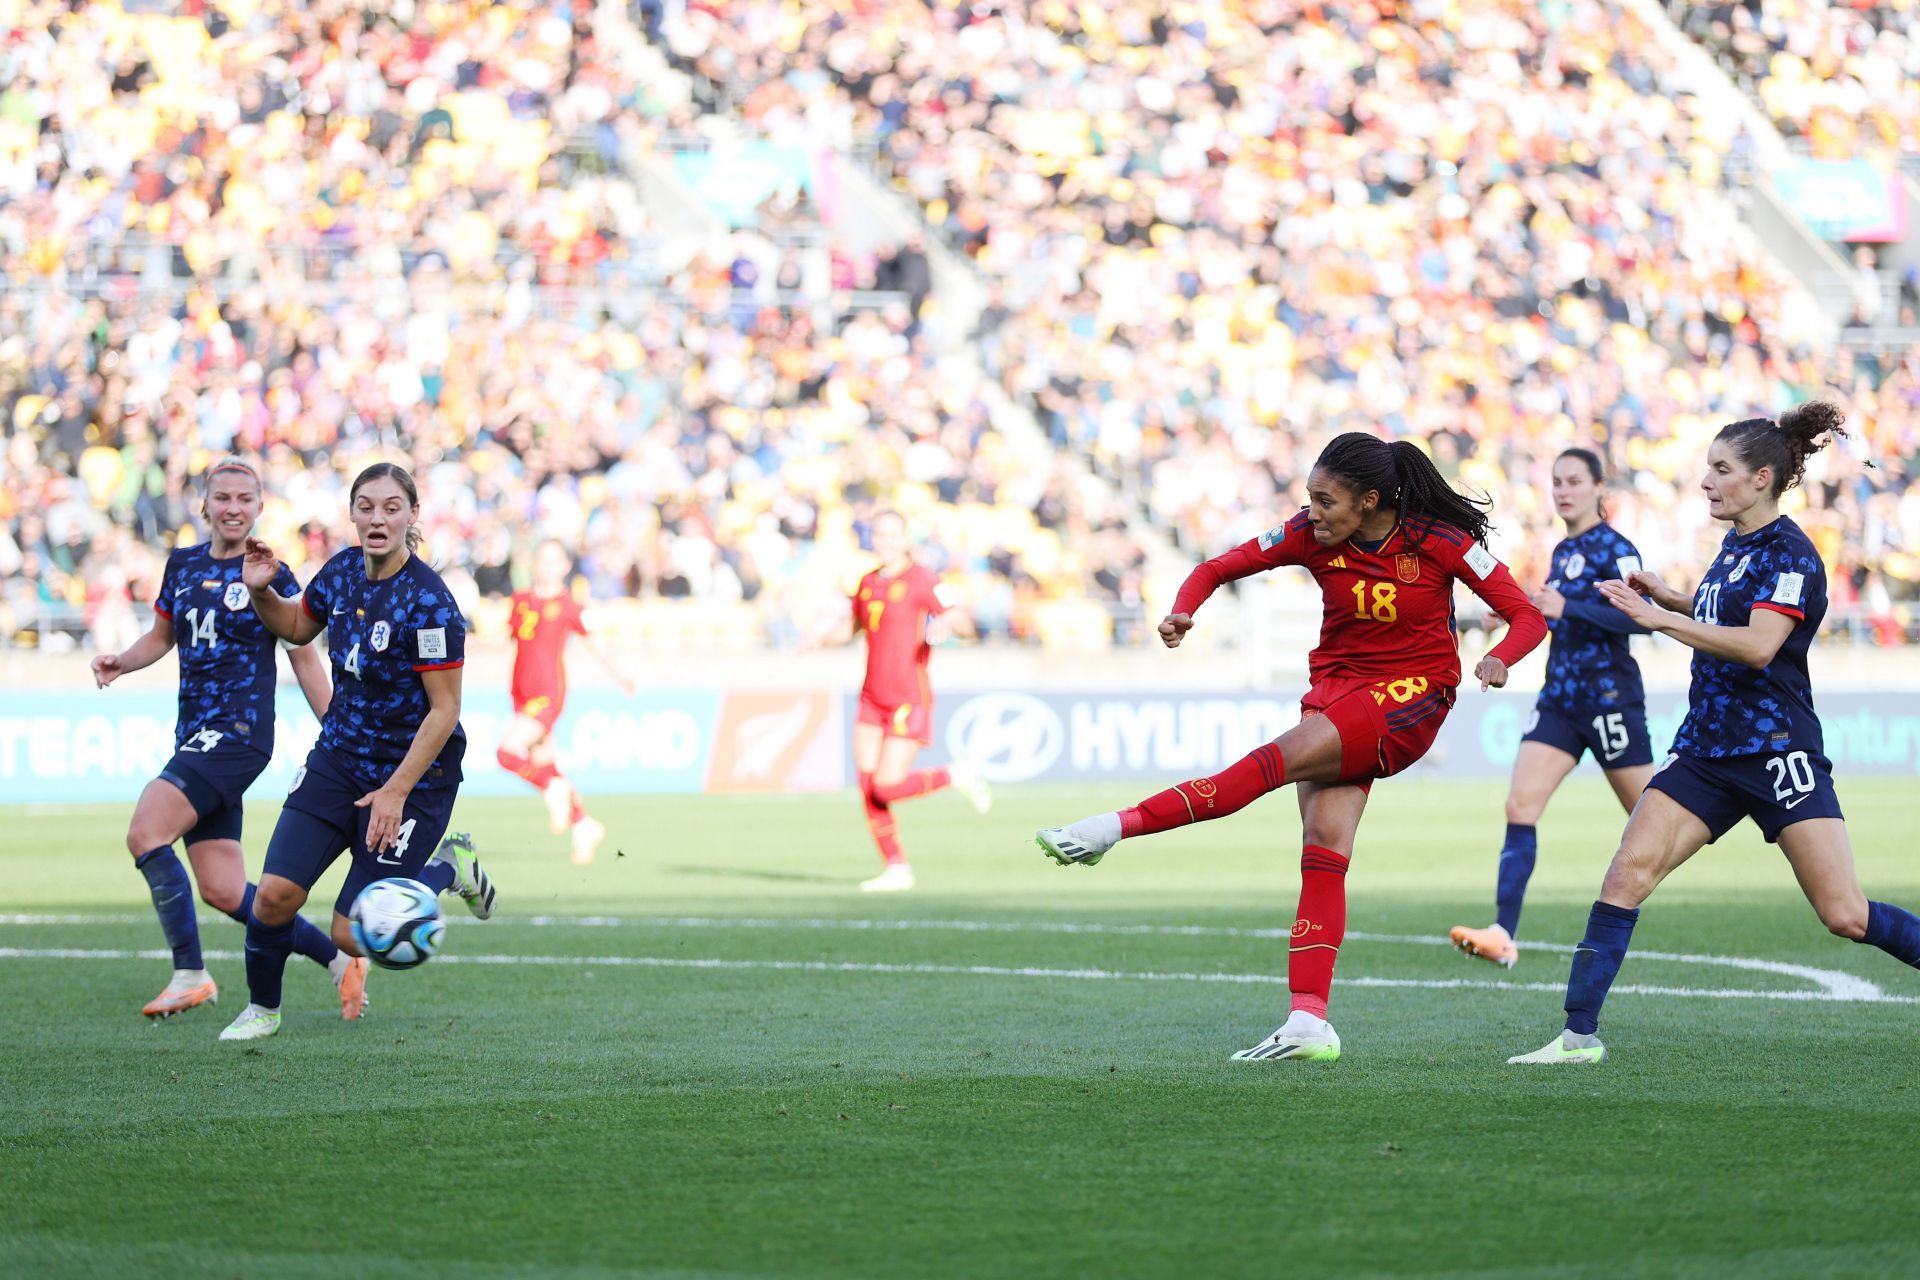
[1395,554,1420,583]
[369,620,391,652]
[1563,552,1586,580]
[1729,554,1751,583]
[223,581,250,610]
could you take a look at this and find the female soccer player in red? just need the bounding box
[847,510,989,893]
[498,539,634,865]
[1037,433,1549,1061]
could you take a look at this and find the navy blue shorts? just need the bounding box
[1647,749,1844,844]
[264,746,460,917]
[1522,702,1654,769]
[158,734,272,847]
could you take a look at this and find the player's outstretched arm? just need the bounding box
[583,634,637,696]
[243,538,323,645]
[1463,554,1548,681]
[288,641,332,719]
[92,613,175,687]
[1157,613,1195,648]
[355,666,462,852]
[1596,580,1794,668]
[1622,569,1691,614]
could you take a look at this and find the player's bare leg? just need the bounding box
[1038,714,1348,866]
[1235,782,1366,1062]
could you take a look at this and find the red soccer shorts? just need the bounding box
[513,693,564,733]
[1301,675,1455,785]
[857,690,933,745]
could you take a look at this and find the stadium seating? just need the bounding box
[672,0,1920,639]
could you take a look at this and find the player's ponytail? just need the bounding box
[1717,402,1848,498]
[1389,439,1492,547]
[349,461,424,554]
[1313,433,1492,549]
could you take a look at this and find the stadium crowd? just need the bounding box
[676,0,1920,640]
[1673,0,1920,159]
[0,0,1148,651]
[4,0,1918,652]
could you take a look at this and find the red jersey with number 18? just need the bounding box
[854,564,947,706]
[1172,512,1547,688]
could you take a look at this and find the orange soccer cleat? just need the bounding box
[337,955,369,1020]
[143,977,218,1019]
[1449,923,1519,969]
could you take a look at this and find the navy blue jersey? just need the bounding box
[301,549,467,791]
[154,544,301,752]
[1672,516,1827,758]
[1537,522,1648,714]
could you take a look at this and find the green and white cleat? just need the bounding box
[1508,1031,1607,1064]
[430,831,496,919]
[948,761,992,815]
[218,1004,282,1041]
[1230,1010,1342,1062]
[1035,814,1118,867]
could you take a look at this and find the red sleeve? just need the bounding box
[571,596,591,635]
[1456,545,1549,668]
[1751,601,1805,621]
[1170,514,1312,617]
[921,569,949,616]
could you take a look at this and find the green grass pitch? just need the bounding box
[5,779,1919,1277]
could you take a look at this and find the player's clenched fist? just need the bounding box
[1157,613,1195,648]
[90,653,123,688]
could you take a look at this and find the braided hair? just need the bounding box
[1716,402,1848,498]
[1312,432,1492,548]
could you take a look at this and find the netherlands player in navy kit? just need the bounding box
[219,462,497,1042]
[1511,404,1920,1063]
[91,459,353,1019]
[1451,449,1655,968]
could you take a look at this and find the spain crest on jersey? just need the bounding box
[1396,554,1420,583]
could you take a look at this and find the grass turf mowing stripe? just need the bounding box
[5,945,1916,1005]
[2,912,1888,999]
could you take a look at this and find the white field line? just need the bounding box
[1,946,1915,1006]
[0,912,1887,1001]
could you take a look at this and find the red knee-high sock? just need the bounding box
[500,745,565,793]
[870,768,950,805]
[859,772,906,866]
[1289,845,1350,1019]
[1118,743,1285,838]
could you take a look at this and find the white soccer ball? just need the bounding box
[348,877,445,971]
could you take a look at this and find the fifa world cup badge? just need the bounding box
[1396,554,1420,583]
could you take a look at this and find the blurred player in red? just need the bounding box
[498,540,634,864]
[1037,433,1548,1060]
[846,510,990,892]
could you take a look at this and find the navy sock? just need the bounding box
[243,907,296,1010]
[1494,823,1538,937]
[135,846,202,970]
[417,860,455,896]
[1862,901,1920,968]
[1564,900,1640,1036]
[228,883,338,968]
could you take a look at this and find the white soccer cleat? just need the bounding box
[859,864,916,893]
[544,778,573,834]
[948,761,992,815]
[1230,1010,1342,1062]
[430,831,496,919]
[218,1004,282,1041]
[1508,1031,1607,1065]
[571,815,606,866]
[1035,815,1119,867]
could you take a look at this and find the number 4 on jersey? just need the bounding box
[343,642,362,680]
